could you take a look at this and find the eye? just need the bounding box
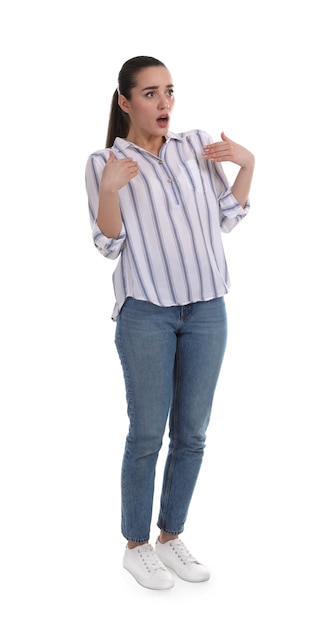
[145,91,155,98]
[167,89,174,97]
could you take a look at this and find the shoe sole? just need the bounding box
[123,564,175,590]
[155,556,210,583]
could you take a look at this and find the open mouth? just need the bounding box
[156,114,169,127]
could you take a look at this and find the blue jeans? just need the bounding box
[115,297,227,542]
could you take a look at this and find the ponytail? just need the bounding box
[105,89,130,148]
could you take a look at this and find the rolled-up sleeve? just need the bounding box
[218,188,250,233]
[85,153,126,259]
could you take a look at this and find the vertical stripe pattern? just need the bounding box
[85,129,250,320]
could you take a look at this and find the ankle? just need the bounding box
[159,531,179,544]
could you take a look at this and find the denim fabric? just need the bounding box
[115,297,227,542]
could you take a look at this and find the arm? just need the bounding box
[203,132,255,207]
[97,151,139,238]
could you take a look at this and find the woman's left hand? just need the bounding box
[203,132,254,169]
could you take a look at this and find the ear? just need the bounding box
[118,94,130,113]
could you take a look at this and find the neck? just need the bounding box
[126,132,165,156]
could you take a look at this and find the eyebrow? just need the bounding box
[141,84,174,92]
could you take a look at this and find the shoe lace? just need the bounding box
[170,540,199,565]
[138,544,167,573]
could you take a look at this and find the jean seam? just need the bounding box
[116,320,136,539]
[159,346,181,534]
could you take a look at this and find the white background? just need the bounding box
[1,1,331,624]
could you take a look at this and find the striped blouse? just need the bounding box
[85,129,250,320]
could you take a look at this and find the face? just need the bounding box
[119,66,175,140]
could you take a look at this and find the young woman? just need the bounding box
[85,56,254,590]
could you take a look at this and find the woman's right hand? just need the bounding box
[100,151,139,193]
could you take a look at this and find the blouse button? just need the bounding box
[167,178,172,183]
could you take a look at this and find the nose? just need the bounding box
[158,97,169,109]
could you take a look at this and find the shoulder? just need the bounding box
[86,148,110,166]
[87,140,130,161]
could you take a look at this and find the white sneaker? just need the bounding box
[155,538,210,582]
[123,543,175,590]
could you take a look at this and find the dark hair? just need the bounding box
[105,56,166,148]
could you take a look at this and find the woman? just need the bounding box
[85,55,254,590]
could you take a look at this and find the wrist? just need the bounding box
[100,181,119,195]
[241,153,255,170]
